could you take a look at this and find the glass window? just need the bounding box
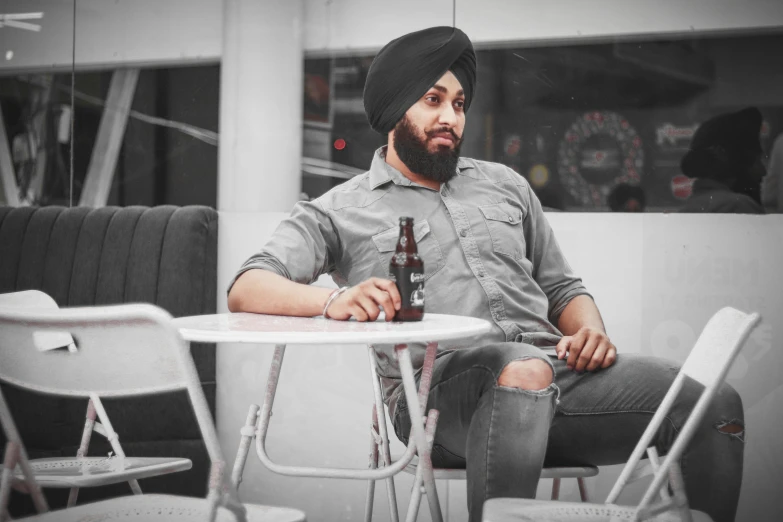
[0,1,74,207]
[301,30,783,213]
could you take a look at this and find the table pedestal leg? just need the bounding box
[230,344,286,490]
[364,403,380,522]
[366,347,400,522]
[256,344,286,452]
[396,343,443,522]
[231,404,261,489]
[406,410,439,522]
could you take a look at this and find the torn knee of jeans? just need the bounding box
[499,381,559,399]
[715,419,745,442]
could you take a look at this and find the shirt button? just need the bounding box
[478,271,485,278]
[507,216,513,222]
[460,229,468,237]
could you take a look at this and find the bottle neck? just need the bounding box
[396,224,417,253]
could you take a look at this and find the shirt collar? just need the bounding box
[368,146,474,190]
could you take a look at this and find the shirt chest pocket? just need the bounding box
[371,220,445,281]
[479,203,527,261]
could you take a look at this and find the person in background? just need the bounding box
[761,132,783,212]
[608,183,646,212]
[679,107,766,214]
[228,27,745,522]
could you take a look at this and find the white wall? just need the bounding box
[217,212,783,522]
[305,0,783,53]
[2,0,783,73]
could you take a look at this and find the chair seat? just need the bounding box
[400,456,598,481]
[18,493,306,521]
[6,456,192,488]
[482,498,713,522]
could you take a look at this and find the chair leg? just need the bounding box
[551,478,560,500]
[364,404,380,522]
[231,404,261,491]
[577,478,589,502]
[0,443,18,519]
[89,394,141,495]
[68,399,98,507]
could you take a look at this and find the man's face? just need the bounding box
[391,71,466,183]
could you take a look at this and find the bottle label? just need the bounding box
[391,266,425,310]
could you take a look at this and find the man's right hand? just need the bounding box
[326,277,402,322]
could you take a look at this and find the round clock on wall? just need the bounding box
[557,111,644,208]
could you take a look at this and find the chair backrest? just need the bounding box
[605,306,760,515]
[679,307,759,387]
[0,303,191,398]
[0,289,59,309]
[0,290,75,351]
[0,303,237,519]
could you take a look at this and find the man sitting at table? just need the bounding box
[227,26,745,522]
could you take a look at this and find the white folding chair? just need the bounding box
[481,306,761,522]
[362,347,598,522]
[0,290,192,507]
[0,302,305,522]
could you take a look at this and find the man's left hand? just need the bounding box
[556,326,617,372]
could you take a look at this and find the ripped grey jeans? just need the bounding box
[392,342,745,522]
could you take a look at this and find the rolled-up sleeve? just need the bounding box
[227,199,340,294]
[522,182,593,325]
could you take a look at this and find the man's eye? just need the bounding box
[455,100,465,109]
[426,95,439,103]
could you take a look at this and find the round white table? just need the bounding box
[173,312,492,522]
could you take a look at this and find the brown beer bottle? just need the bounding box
[390,217,425,322]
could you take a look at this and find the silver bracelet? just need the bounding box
[322,286,350,319]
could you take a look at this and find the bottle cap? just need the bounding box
[399,216,414,223]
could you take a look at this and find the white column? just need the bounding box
[215,0,305,510]
[218,0,304,213]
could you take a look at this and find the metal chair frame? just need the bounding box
[482,306,761,522]
[0,291,191,506]
[0,303,251,522]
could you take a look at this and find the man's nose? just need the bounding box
[438,103,458,127]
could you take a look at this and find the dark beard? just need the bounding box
[392,115,462,183]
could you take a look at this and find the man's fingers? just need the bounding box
[350,304,369,322]
[566,328,588,369]
[575,335,599,372]
[566,341,582,370]
[367,287,396,321]
[556,336,571,360]
[355,293,381,322]
[373,278,402,310]
[601,345,617,368]
[586,341,607,372]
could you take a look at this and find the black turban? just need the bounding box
[681,107,763,180]
[363,26,477,134]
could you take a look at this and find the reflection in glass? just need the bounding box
[71,66,219,208]
[0,75,73,205]
[0,2,75,207]
[301,31,783,212]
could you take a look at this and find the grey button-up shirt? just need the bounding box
[231,147,592,415]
